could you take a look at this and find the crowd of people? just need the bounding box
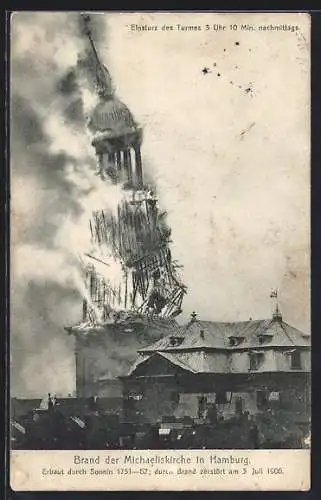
[10,392,308,450]
[10,393,262,450]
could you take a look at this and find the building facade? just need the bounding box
[121,310,311,422]
[65,317,182,397]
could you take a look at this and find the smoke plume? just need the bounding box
[11,12,119,396]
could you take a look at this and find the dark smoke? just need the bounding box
[11,12,108,396]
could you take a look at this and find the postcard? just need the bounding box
[10,11,310,491]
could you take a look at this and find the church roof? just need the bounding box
[139,317,310,353]
[127,316,310,377]
[128,343,310,376]
[66,316,184,381]
[65,315,181,337]
[127,351,226,376]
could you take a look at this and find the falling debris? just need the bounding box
[240,122,256,140]
[244,82,255,97]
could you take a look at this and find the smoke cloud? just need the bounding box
[11,12,122,396]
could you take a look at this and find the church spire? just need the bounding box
[80,13,114,99]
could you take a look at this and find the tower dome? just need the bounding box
[81,13,143,185]
[89,95,137,138]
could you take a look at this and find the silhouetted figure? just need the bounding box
[49,409,65,449]
[243,410,250,422]
[198,395,207,420]
[235,408,243,425]
[88,396,98,412]
[26,413,47,449]
[143,423,162,449]
[48,393,53,412]
[207,403,218,424]
[249,416,260,449]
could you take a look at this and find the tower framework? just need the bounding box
[78,14,187,326]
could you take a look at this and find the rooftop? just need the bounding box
[139,316,310,353]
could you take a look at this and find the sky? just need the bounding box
[11,12,310,397]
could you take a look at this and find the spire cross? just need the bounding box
[81,14,100,63]
[81,13,91,36]
[80,13,113,98]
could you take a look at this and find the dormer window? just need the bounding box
[169,336,184,347]
[258,334,272,345]
[229,336,244,347]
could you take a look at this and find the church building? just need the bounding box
[121,308,311,422]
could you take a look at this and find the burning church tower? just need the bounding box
[65,14,186,397]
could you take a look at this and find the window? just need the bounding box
[235,396,244,412]
[257,391,281,410]
[249,352,264,370]
[128,393,143,400]
[215,392,228,404]
[256,390,268,409]
[291,350,302,369]
[258,334,272,345]
[169,336,184,347]
[229,336,244,347]
[268,391,280,401]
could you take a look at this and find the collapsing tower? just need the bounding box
[79,15,187,326]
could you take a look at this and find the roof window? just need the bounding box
[169,336,184,347]
[229,336,244,347]
[258,334,272,345]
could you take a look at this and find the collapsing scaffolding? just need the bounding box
[83,193,186,322]
[79,14,187,325]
